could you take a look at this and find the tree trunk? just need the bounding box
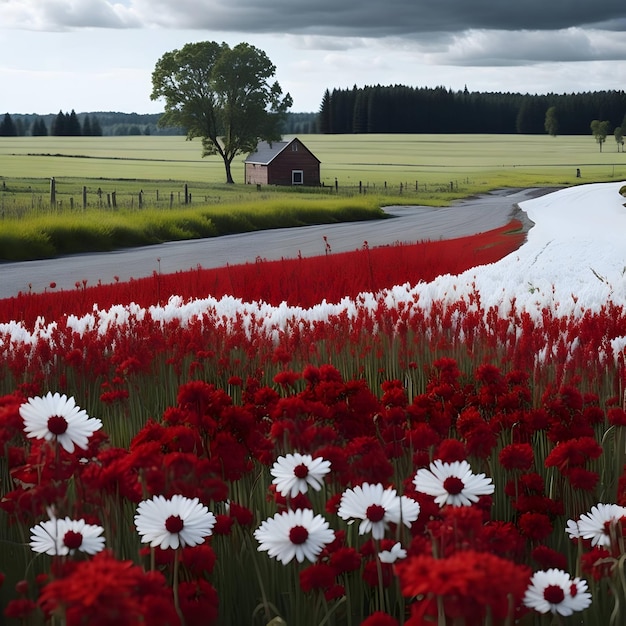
[223,157,235,184]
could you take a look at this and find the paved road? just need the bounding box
[0,187,551,299]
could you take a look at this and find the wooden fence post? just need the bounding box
[50,177,56,207]
[184,183,189,204]
[82,186,87,209]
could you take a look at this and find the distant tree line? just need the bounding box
[318,85,626,135]
[0,111,182,137]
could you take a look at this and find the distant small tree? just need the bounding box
[590,119,610,152]
[0,113,17,137]
[544,106,559,137]
[144,125,151,135]
[615,127,624,152]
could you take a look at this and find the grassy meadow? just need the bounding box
[0,133,625,260]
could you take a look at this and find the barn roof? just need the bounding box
[244,138,320,165]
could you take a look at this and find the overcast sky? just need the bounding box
[1,0,625,115]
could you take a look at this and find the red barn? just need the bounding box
[244,138,321,186]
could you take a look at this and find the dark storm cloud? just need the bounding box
[138,0,626,36]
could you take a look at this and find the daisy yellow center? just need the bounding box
[366,504,386,522]
[443,476,465,495]
[543,585,565,604]
[289,525,309,544]
[294,463,309,479]
[47,415,68,435]
[165,515,184,534]
[63,530,83,550]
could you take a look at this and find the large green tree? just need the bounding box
[150,41,292,184]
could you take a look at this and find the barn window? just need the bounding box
[292,170,303,185]
[291,142,298,151]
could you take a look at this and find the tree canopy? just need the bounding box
[151,41,292,183]
[590,119,611,152]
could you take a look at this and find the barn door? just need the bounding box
[291,170,303,185]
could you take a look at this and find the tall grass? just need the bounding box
[0,197,385,261]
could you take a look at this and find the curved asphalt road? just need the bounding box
[0,187,552,299]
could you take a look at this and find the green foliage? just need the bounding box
[545,105,559,137]
[0,113,17,137]
[320,85,626,134]
[151,41,292,183]
[0,198,384,261]
[1,132,626,261]
[615,127,624,152]
[591,119,611,151]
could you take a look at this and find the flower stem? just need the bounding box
[172,548,185,626]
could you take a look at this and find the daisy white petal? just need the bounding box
[19,392,102,453]
[337,483,418,540]
[378,542,407,564]
[271,452,331,498]
[570,503,626,547]
[134,494,216,550]
[413,459,494,507]
[524,569,592,616]
[254,508,335,565]
[30,516,105,556]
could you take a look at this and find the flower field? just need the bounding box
[2,182,626,625]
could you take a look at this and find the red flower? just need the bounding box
[362,560,394,588]
[38,551,179,626]
[580,547,613,580]
[435,438,466,463]
[329,546,362,574]
[228,501,254,526]
[608,407,626,426]
[4,598,37,620]
[361,611,400,626]
[567,467,599,491]
[299,563,336,592]
[178,579,219,626]
[518,512,553,541]
[499,443,534,471]
[181,543,216,576]
[531,545,568,571]
[544,437,603,473]
[397,550,530,624]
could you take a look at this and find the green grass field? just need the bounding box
[1,133,624,187]
[0,134,624,261]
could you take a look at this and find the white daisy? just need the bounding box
[19,392,102,453]
[30,516,105,556]
[566,503,626,547]
[413,459,495,507]
[271,452,331,498]
[134,494,216,550]
[337,483,420,540]
[524,569,592,616]
[254,508,335,565]
[378,541,407,564]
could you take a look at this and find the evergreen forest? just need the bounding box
[2,86,626,137]
[318,86,626,135]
